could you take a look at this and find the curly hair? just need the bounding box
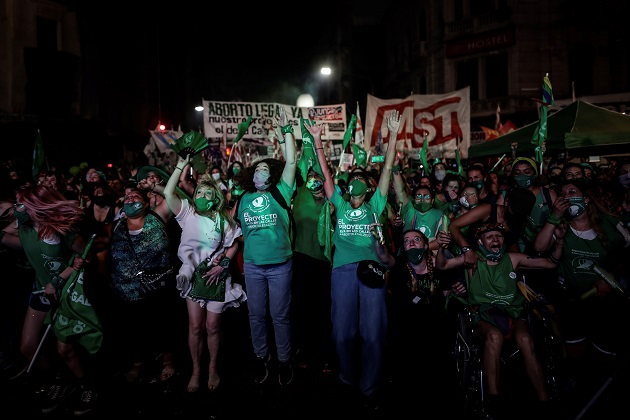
[16,185,84,240]
[234,158,285,193]
[194,174,236,227]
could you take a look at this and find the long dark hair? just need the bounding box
[235,158,285,193]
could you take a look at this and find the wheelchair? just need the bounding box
[451,286,564,418]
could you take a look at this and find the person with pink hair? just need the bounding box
[0,185,92,414]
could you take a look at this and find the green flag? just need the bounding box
[32,129,46,179]
[297,118,323,181]
[352,143,367,167]
[531,74,554,170]
[343,114,357,150]
[456,149,465,177]
[419,135,430,175]
[50,235,103,355]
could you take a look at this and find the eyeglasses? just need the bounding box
[415,194,431,201]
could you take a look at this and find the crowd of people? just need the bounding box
[1,127,630,418]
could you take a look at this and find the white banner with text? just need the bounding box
[365,87,471,159]
[202,100,347,142]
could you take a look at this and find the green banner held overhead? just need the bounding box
[297,118,323,181]
[342,114,357,150]
[352,143,367,167]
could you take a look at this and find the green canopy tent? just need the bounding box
[468,100,630,158]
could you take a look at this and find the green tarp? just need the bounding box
[468,100,630,158]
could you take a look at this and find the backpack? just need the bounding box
[235,185,297,249]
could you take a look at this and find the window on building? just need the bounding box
[457,59,479,100]
[485,53,508,98]
[37,17,57,51]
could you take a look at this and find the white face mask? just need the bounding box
[212,173,221,181]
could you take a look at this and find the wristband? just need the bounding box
[548,254,560,264]
[278,139,285,144]
[51,274,65,289]
[461,246,472,254]
[546,213,562,226]
[280,125,294,135]
[391,165,401,173]
[174,166,185,172]
[219,256,231,268]
[315,147,324,150]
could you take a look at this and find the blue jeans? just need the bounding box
[331,262,387,396]
[244,260,293,363]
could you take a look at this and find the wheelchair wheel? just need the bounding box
[453,309,486,417]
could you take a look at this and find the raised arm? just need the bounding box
[534,195,570,252]
[275,107,297,187]
[309,123,335,200]
[164,154,189,216]
[377,110,401,196]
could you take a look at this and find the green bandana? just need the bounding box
[478,244,506,262]
[348,180,367,197]
[413,202,433,213]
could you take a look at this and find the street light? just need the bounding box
[195,105,204,112]
[296,94,314,107]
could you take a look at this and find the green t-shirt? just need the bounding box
[330,190,386,269]
[238,179,296,265]
[401,201,450,240]
[18,226,77,291]
[558,216,627,295]
[293,185,327,261]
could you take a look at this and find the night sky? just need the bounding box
[79,3,346,135]
[6,2,385,174]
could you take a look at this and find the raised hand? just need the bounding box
[305,121,323,139]
[387,110,401,134]
[275,106,287,127]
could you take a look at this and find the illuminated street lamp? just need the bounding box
[296,94,315,107]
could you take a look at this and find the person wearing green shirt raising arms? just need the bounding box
[234,106,297,386]
[310,109,400,410]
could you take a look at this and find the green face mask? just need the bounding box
[469,180,484,190]
[566,196,587,218]
[195,197,216,212]
[413,202,433,213]
[404,247,426,264]
[348,179,367,197]
[514,174,535,188]
[123,202,144,217]
[477,244,506,262]
[232,167,241,175]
